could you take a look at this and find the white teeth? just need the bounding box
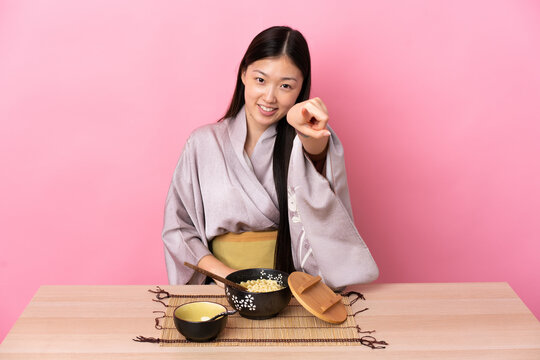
[259,105,275,112]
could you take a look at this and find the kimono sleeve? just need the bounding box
[162,138,211,285]
[287,127,379,289]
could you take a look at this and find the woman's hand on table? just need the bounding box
[287,97,331,156]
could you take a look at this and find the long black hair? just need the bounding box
[221,26,311,273]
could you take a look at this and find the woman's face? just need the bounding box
[241,56,303,133]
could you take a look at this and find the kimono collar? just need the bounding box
[227,105,278,162]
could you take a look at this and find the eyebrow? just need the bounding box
[253,69,298,82]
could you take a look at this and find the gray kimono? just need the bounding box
[162,107,379,289]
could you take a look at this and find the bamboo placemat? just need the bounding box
[134,287,387,347]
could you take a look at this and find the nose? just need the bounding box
[263,86,277,103]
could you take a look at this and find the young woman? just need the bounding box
[162,26,378,289]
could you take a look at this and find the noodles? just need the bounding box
[239,279,284,293]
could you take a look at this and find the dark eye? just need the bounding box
[281,84,291,89]
[256,77,264,83]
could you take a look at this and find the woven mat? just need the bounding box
[156,292,367,347]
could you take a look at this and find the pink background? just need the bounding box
[1,0,539,342]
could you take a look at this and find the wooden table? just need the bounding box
[1,283,539,359]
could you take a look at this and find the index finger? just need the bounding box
[304,102,329,130]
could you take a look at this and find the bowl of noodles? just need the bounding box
[224,268,291,319]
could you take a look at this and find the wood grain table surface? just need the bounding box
[1,282,539,359]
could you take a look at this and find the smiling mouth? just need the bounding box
[258,104,277,112]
